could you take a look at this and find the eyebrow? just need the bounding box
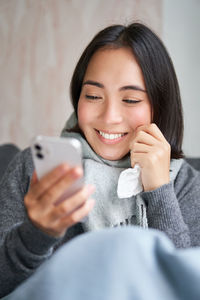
[119,85,146,93]
[83,80,104,88]
[83,80,146,93]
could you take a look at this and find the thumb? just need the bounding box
[130,150,136,168]
[30,170,38,187]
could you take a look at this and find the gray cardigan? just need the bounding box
[1,148,200,298]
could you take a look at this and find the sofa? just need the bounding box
[0,144,20,180]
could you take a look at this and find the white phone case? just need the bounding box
[31,135,83,204]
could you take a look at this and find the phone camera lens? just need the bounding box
[36,152,44,159]
[34,144,42,151]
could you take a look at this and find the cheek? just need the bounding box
[127,106,151,129]
[77,98,92,127]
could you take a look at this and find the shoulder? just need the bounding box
[174,159,200,199]
[20,147,34,174]
[8,147,33,174]
[175,159,200,183]
[0,147,34,194]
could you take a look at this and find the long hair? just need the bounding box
[70,23,184,158]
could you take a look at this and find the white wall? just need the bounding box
[163,0,200,157]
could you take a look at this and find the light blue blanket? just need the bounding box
[4,226,200,300]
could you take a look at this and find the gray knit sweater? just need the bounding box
[1,148,200,298]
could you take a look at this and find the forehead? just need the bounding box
[83,47,145,88]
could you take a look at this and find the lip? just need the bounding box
[95,129,128,145]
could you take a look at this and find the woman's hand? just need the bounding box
[130,123,171,192]
[24,164,95,237]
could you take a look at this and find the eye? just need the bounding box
[85,95,102,100]
[123,99,141,104]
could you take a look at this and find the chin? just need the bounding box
[98,151,126,161]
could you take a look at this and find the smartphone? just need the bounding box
[31,135,84,204]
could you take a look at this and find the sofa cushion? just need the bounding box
[0,144,20,181]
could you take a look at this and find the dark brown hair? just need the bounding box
[70,23,184,158]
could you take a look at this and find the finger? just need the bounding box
[131,142,151,154]
[131,151,166,169]
[50,184,95,221]
[30,170,38,187]
[130,130,158,148]
[29,163,71,199]
[135,123,166,142]
[130,152,145,168]
[39,167,84,206]
[55,198,95,235]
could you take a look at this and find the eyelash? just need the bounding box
[85,95,101,100]
[85,95,141,104]
[123,99,141,104]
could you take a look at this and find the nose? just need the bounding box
[100,100,123,125]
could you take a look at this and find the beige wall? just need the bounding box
[0,0,162,149]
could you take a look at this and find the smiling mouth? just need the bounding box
[96,129,127,140]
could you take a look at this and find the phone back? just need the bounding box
[31,136,83,203]
[31,136,82,179]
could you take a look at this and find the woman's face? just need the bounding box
[78,47,152,160]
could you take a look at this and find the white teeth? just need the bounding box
[99,130,125,140]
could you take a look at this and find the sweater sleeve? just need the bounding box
[0,149,60,298]
[142,160,200,249]
[142,181,190,248]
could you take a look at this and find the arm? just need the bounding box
[141,160,200,248]
[0,147,95,297]
[174,161,200,247]
[0,149,59,297]
[142,181,191,248]
[130,124,192,248]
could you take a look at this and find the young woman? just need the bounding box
[1,22,200,298]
